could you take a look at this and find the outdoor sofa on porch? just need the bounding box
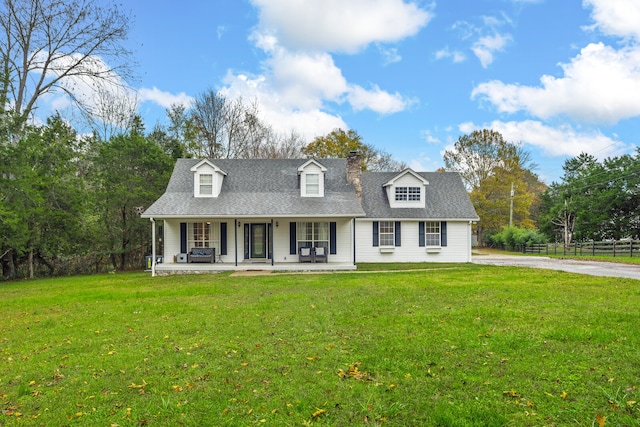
[298,247,327,263]
[188,247,215,263]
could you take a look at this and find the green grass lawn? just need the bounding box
[1,265,639,426]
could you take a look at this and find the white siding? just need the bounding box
[163,219,181,261]
[160,217,354,264]
[355,220,472,263]
[161,218,471,265]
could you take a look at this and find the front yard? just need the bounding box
[1,265,639,426]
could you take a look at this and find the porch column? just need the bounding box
[150,218,156,277]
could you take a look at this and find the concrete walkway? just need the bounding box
[472,253,640,280]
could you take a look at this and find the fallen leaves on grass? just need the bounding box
[311,408,326,418]
[503,389,521,398]
[337,362,374,381]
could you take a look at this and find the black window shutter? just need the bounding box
[330,222,337,254]
[268,223,273,260]
[220,222,227,255]
[244,224,250,259]
[290,222,297,254]
[395,221,401,247]
[372,221,379,247]
[441,221,448,247]
[418,221,425,247]
[180,222,187,253]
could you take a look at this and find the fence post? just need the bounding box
[613,241,616,258]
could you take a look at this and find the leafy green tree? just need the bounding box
[90,121,173,270]
[443,129,520,191]
[303,128,405,171]
[1,115,89,278]
[539,150,640,243]
[443,129,541,245]
[304,128,365,159]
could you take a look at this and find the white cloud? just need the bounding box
[452,12,513,68]
[583,0,640,41]
[221,72,347,140]
[347,84,414,114]
[435,47,466,63]
[378,45,402,65]
[420,129,441,144]
[458,120,627,158]
[217,25,227,40]
[267,49,348,110]
[213,0,429,138]
[472,43,640,124]
[471,32,512,68]
[249,0,433,53]
[30,52,140,130]
[138,87,194,109]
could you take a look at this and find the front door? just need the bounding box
[250,223,267,259]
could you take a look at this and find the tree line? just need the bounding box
[0,96,405,279]
[0,0,408,279]
[2,0,636,279]
[442,129,640,247]
[539,150,640,244]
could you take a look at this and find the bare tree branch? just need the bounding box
[0,0,134,123]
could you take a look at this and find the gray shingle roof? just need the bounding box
[142,158,366,218]
[143,159,478,221]
[360,171,479,220]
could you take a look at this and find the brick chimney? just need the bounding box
[347,151,362,202]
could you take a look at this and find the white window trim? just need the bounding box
[198,173,213,196]
[296,222,329,251]
[379,221,395,247]
[188,222,220,252]
[305,173,320,196]
[424,221,441,247]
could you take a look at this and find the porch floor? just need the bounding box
[150,261,356,275]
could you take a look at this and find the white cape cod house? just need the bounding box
[141,153,478,275]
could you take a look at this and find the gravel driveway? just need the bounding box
[472,254,640,280]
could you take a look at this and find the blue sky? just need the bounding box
[120,0,639,184]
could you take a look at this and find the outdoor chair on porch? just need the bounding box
[299,247,313,262]
[314,246,327,263]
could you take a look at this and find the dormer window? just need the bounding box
[384,169,429,208]
[306,174,320,196]
[395,186,421,202]
[298,159,327,198]
[191,160,227,198]
[199,174,213,196]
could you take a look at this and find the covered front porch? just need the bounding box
[148,217,358,276]
[149,260,356,275]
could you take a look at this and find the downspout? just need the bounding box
[468,221,473,263]
[353,218,357,266]
[150,218,156,277]
[271,219,274,266]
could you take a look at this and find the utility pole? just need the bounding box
[509,182,514,228]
